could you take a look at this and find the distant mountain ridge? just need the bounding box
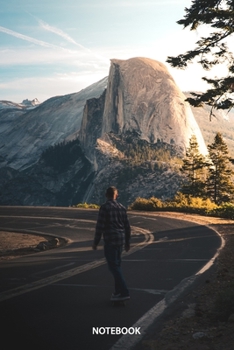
[21,98,41,108]
[0,77,107,170]
[0,98,40,110]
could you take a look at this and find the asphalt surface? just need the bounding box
[0,206,221,350]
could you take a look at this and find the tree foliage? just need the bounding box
[167,0,234,117]
[181,133,234,204]
[206,132,234,203]
[109,132,181,166]
[41,138,87,172]
[181,135,208,196]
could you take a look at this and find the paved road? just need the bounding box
[0,206,221,350]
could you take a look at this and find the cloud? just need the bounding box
[0,25,62,50]
[0,23,109,70]
[38,20,86,49]
[37,19,109,64]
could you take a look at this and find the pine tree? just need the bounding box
[167,0,234,116]
[206,132,234,203]
[181,135,207,196]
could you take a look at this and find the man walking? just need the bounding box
[92,186,131,301]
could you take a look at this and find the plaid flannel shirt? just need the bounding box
[94,199,131,246]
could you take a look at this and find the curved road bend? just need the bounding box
[0,206,221,350]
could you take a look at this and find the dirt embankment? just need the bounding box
[0,231,63,260]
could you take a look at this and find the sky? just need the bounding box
[0,0,227,103]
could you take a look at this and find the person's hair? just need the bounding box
[105,186,118,198]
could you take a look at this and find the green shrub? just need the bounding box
[74,203,99,209]
[211,203,234,219]
[165,193,217,214]
[129,197,164,211]
[149,197,164,209]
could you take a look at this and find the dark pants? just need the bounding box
[104,243,129,296]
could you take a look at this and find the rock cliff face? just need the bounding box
[79,90,106,164]
[78,57,208,194]
[95,58,207,155]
